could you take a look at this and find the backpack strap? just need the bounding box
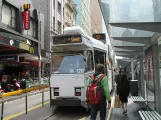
[96,74,105,83]
[90,74,95,80]
[90,74,105,82]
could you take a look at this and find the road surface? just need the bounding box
[1,91,49,118]
[1,89,114,120]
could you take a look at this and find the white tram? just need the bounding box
[50,26,113,108]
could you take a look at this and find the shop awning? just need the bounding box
[0,33,30,54]
[0,32,49,61]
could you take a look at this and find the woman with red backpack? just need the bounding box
[86,64,111,120]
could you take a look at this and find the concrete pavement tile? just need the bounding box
[110,98,142,120]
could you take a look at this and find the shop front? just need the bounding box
[0,32,49,87]
[142,38,161,113]
[144,46,155,111]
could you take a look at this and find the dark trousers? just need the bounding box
[90,99,107,120]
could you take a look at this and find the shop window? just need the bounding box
[58,2,61,14]
[24,18,37,38]
[53,0,55,9]
[145,47,155,110]
[53,17,55,29]
[57,21,61,33]
[2,3,16,29]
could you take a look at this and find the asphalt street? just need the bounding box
[1,91,50,119]
[13,104,90,120]
[0,88,114,120]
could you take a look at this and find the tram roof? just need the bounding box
[52,34,107,52]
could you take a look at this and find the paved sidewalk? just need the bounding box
[110,97,143,120]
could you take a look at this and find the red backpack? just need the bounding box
[86,74,105,104]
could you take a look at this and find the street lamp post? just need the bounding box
[38,1,45,88]
[38,0,48,107]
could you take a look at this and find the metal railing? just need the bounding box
[0,84,49,120]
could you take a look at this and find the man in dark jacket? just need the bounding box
[115,71,121,94]
[115,71,121,84]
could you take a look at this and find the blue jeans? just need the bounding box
[90,99,107,120]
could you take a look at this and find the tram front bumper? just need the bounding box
[51,98,81,106]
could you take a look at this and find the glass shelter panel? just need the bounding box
[145,47,155,110]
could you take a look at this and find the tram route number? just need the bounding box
[77,69,84,73]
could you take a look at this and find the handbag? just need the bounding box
[114,95,121,108]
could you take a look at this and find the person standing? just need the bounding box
[117,74,130,114]
[115,71,121,84]
[115,71,122,94]
[86,64,111,120]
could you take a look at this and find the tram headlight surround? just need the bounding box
[75,88,81,96]
[54,88,59,96]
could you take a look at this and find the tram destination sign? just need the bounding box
[92,33,106,41]
[53,36,82,44]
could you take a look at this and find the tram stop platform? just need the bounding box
[7,97,143,120]
[110,97,142,120]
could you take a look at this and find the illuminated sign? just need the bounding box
[22,4,31,30]
[53,36,82,44]
[23,4,30,11]
[19,42,30,51]
[22,11,30,30]
[71,37,81,42]
[10,40,14,46]
[92,33,106,41]
[0,56,19,62]
[29,47,34,54]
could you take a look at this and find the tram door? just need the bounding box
[94,50,107,75]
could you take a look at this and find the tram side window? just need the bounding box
[86,51,94,71]
[94,50,106,74]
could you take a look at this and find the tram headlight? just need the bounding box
[54,88,59,92]
[54,88,59,96]
[75,88,81,96]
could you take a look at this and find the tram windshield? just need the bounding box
[52,51,86,74]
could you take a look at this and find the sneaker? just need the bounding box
[123,109,127,115]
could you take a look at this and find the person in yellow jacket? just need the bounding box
[87,64,111,120]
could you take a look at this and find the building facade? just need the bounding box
[65,0,77,27]
[72,0,91,36]
[31,0,65,52]
[90,0,102,33]
[99,0,111,34]
[0,0,49,82]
